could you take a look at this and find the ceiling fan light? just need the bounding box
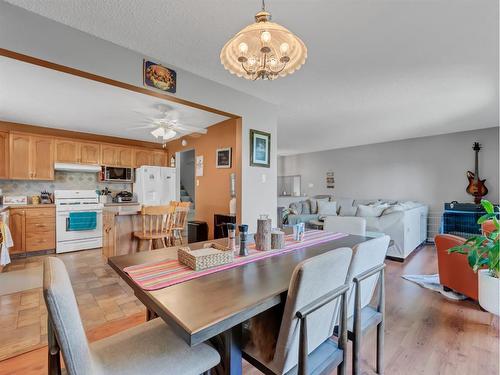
[151,127,164,138]
[162,129,177,140]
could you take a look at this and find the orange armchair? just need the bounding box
[435,234,479,300]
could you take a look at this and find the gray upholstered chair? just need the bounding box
[43,257,220,375]
[242,248,353,375]
[335,235,390,375]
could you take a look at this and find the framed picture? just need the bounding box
[143,59,177,93]
[216,147,232,168]
[250,129,271,168]
[326,172,335,189]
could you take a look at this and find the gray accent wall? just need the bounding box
[279,127,499,239]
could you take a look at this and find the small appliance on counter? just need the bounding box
[112,191,137,203]
[40,191,53,204]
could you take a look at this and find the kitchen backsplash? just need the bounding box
[0,171,132,197]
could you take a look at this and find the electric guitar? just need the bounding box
[466,142,488,204]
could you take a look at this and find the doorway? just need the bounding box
[176,149,195,216]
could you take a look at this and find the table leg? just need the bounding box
[210,324,243,375]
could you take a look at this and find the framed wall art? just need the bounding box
[216,148,232,168]
[250,129,271,168]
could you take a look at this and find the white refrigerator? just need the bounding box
[134,166,177,205]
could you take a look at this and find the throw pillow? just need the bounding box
[289,202,303,215]
[309,197,329,214]
[301,200,312,214]
[356,203,389,218]
[317,200,337,216]
[339,204,358,217]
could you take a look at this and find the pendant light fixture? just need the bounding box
[220,0,307,80]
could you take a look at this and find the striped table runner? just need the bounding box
[124,230,348,291]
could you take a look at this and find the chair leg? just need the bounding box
[137,238,142,253]
[47,317,61,375]
[148,239,153,251]
[376,321,384,374]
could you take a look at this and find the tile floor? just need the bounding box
[0,249,144,361]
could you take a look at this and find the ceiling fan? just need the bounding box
[129,106,207,141]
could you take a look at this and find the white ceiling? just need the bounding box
[4,0,499,154]
[0,56,229,143]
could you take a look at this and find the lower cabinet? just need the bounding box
[9,206,56,255]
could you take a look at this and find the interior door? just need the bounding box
[9,133,31,179]
[80,142,100,164]
[55,139,79,163]
[31,136,54,180]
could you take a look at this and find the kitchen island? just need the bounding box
[102,204,143,259]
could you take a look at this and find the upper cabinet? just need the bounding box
[134,149,152,167]
[55,139,79,163]
[9,133,32,180]
[151,150,167,166]
[55,139,101,165]
[101,145,133,167]
[0,132,9,179]
[80,142,100,164]
[9,133,54,180]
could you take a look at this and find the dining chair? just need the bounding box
[324,216,367,236]
[242,247,353,375]
[133,205,173,251]
[334,235,390,375]
[169,201,190,246]
[43,257,220,375]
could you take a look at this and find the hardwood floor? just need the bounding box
[0,244,498,374]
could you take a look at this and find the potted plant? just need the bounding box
[449,199,499,315]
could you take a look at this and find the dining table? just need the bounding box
[108,232,369,375]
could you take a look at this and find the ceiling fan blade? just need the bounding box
[127,125,157,131]
[174,124,208,134]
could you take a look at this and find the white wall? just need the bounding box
[0,2,278,230]
[279,127,499,238]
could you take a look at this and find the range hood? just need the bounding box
[54,163,101,173]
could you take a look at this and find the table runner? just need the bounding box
[124,230,348,291]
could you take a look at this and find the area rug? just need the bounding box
[401,274,467,301]
[0,267,43,296]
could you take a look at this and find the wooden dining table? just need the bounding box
[108,233,369,375]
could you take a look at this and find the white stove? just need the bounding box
[55,190,103,253]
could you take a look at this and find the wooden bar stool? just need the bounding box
[169,202,190,246]
[133,205,173,251]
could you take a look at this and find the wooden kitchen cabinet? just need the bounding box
[8,206,56,255]
[31,136,54,180]
[79,142,100,164]
[134,149,152,167]
[9,133,54,180]
[101,145,133,167]
[8,209,26,254]
[151,150,167,166]
[9,133,31,180]
[55,139,79,163]
[55,139,101,165]
[0,132,9,179]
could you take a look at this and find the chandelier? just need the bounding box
[220,0,307,81]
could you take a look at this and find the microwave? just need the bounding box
[102,166,133,182]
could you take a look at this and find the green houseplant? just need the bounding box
[448,199,499,315]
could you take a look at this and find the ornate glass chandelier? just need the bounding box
[220,0,307,81]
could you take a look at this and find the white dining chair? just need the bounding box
[334,235,390,375]
[43,257,220,375]
[324,216,367,236]
[242,248,353,375]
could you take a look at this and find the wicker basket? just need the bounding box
[178,243,234,271]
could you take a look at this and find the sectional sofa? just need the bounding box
[282,197,428,261]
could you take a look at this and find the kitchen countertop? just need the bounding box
[103,204,142,216]
[0,203,55,210]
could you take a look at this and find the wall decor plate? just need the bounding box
[143,59,176,93]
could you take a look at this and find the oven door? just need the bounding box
[56,209,103,242]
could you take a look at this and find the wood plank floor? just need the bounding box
[0,244,498,375]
